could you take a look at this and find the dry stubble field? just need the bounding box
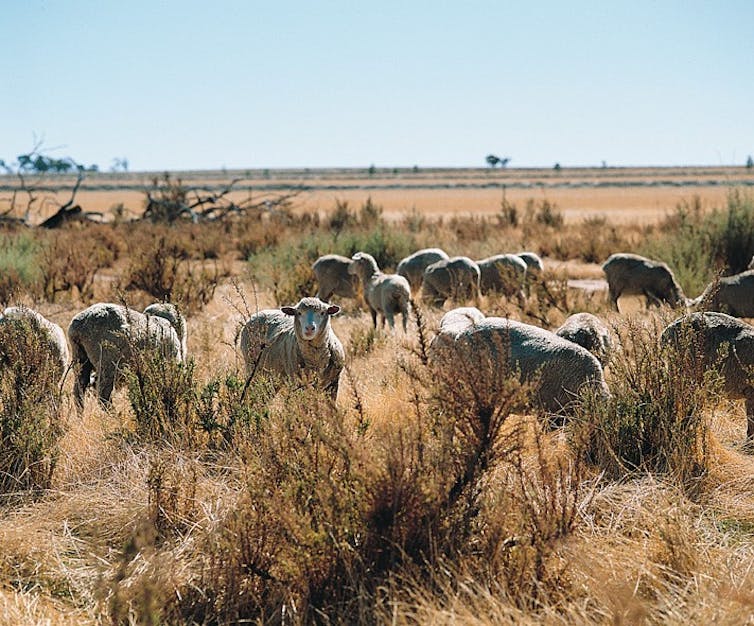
[2,167,754,624]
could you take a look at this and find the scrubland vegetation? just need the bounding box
[1,188,754,623]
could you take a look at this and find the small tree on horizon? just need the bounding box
[485,154,501,168]
[747,155,753,169]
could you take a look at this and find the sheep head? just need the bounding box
[348,252,379,282]
[282,297,340,342]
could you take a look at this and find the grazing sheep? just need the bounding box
[143,302,187,359]
[0,306,70,381]
[348,252,411,331]
[312,254,360,301]
[602,253,687,311]
[517,251,545,275]
[661,311,754,444]
[477,253,528,297]
[692,270,754,318]
[421,256,481,307]
[238,297,344,399]
[555,312,613,366]
[397,248,450,292]
[429,309,609,417]
[68,303,183,409]
[427,307,486,359]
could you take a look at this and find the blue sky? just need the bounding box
[2,1,753,171]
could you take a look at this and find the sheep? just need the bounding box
[238,297,344,399]
[143,302,187,359]
[517,251,545,275]
[661,311,754,445]
[68,303,183,409]
[477,253,528,298]
[555,312,613,366]
[421,256,481,307]
[0,306,70,381]
[396,248,450,292]
[312,254,360,301]
[427,307,486,359]
[429,309,609,418]
[348,252,411,331]
[691,270,754,318]
[602,253,687,311]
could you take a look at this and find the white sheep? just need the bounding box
[661,311,754,445]
[238,297,344,399]
[555,312,613,366]
[143,302,187,359]
[0,306,70,381]
[517,251,545,275]
[348,252,412,332]
[477,253,528,298]
[396,248,450,292]
[421,256,481,307]
[312,254,360,301]
[602,253,687,311]
[691,270,754,318]
[429,308,609,417]
[68,302,184,409]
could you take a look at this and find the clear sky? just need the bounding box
[2,1,753,172]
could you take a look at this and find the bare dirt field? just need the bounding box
[3,165,752,223]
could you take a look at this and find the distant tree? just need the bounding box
[111,157,129,173]
[554,163,562,171]
[500,157,511,168]
[747,155,753,169]
[601,160,607,168]
[368,164,376,176]
[485,154,501,168]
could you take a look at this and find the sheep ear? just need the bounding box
[281,306,296,316]
[327,305,341,316]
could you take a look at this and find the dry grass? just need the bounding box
[2,187,754,623]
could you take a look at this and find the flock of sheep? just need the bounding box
[4,247,754,446]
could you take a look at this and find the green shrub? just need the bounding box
[572,316,716,488]
[127,352,201,447]
[0,316,63,493]
[0,232,42,301]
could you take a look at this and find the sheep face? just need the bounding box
[281,298,340,342]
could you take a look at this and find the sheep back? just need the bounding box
[555,312,613,365]
[695,270,754,317]
[397,248,449,292]
[661,311,754,402]
[421,256,481,305]
[313,254,359,301]
[432,315,608,415]
[0,306,70,379]
[477,254,527,296]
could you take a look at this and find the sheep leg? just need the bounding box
[644,290,663,309]
[72,343,93,411]
[96,362,117,409]
[385,310,395,330]
[370,308,378,328]
[607,286,620,311]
